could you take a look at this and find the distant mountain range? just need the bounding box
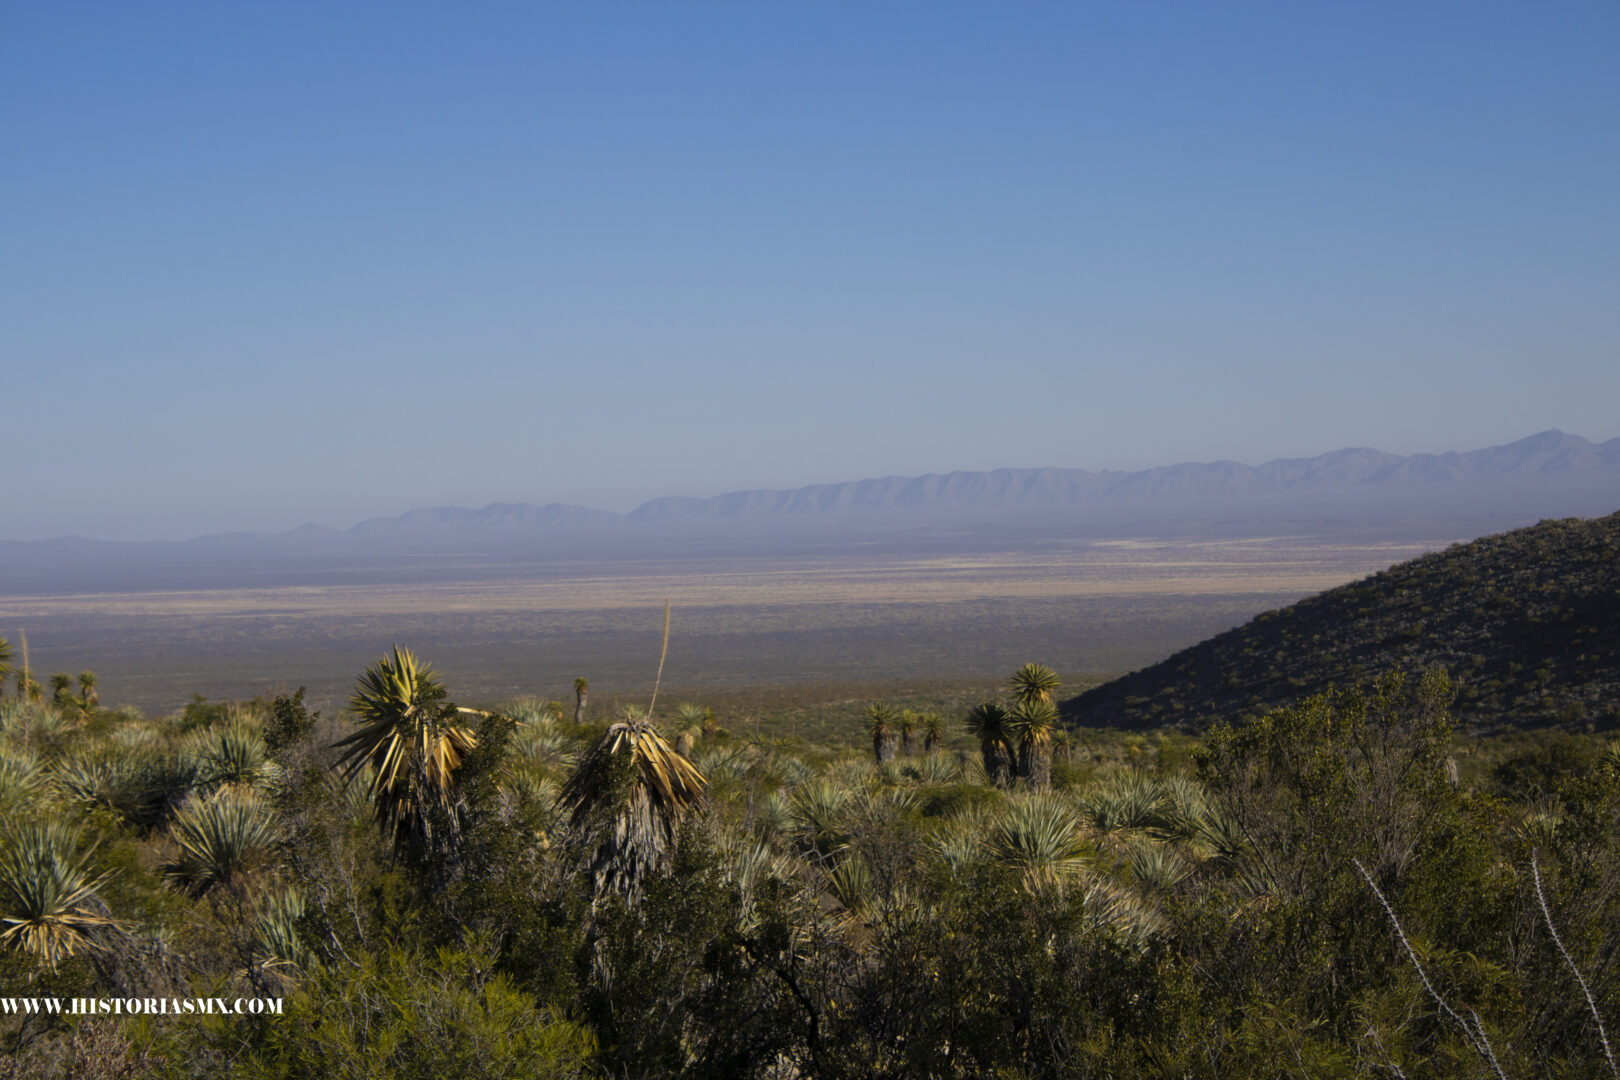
[1061,508,1620,732]
[3,429,1618,592]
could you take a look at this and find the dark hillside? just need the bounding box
[1063,510,1620,731]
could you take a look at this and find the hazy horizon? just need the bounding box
[5,4,1617,542]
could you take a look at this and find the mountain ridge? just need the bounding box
[9,428,1616,548]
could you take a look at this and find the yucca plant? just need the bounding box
[788,780,853,860]
[164,789,278,895]
[254,886,310,972]
[0,748,43,810]
[966,702,1014,786]
[1082,771,1166,843]
[897,710,918,757]
[987,793,1090,892]
[673,703,706,758]
[573,677,589,724]
[194,721,279,794]
[920,712,944,753]
[1010,662,1061,707]
[333,647,478,859]
[1126,838,1193,894]
[1006,700,1060,788]
[866,704,898,764]
[0,821,121,970]
[558,719,707,899]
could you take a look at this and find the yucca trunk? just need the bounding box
[981,738,1012,785]
[675,729,695,758]
[873,732,898,764]
[1020,739,1052,789]
[574,687,588,724]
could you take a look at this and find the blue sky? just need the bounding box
[4,2,1617,540]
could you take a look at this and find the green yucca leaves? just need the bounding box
[987,794,1090,891]
[0,821,121,970]
[333,647,478,856]
[164,789,278,895]
[1010,662,1061,706]
[194,721,279,793]
[966,702,1014,786]
[559,719,707,898]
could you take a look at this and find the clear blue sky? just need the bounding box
[4,2,1617,540]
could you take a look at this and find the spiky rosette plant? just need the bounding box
[164,789,278,895]
[1006,699,1060,788]
[0,821,122,970]
[965,702,1014,786]
[866,704,898,764]
[897,709,918,757]
[920,712,944,753]
[987,794,1090,893]
[1011,662,1061,706]
[333,646,478,860]
[559,719,707,899]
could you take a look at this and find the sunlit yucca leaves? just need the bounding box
[1080,877,1167,946]
[194,722,280,794]
[504,697,566,726]
[1126,839,1193,893]
[111,724,159,750]
[787,781,852,858]
[558,719,707,898]
[333,647,478,855]
[0,749,43,808]
[164,789,278,895]
[907,752,962,786]
[1514,804,1564,851]
[0,821,121,971]
[988,794,1090,891]
[1082,771,1166,838]
[920,712,945,753]
[508,723,579,775]
[753,790,793,843]
[254,886,309,971]
[827,854,874,915]
[52,748,195,829]
[1010,662,1061,706]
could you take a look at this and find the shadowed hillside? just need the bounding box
[1063,510,1620,731]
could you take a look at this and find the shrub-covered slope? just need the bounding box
[1063,510,1620,731]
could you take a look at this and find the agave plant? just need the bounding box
[1010,662,1061,707]
[866,704,898,764]
[164,789,278,895]
[987,793,1090,892]
[558,719,707,898]
[1006,700,1060,788]
[333,647,478,858]
[966,702,1014,786]
[1126,838,1193,893]
[0,821,121,970]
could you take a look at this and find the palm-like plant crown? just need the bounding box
[1006,699,1060,749]
[865,703,895,739]
[559,719,707,898]
[1010,662,1061,706]
[333,647,477,855]
[965,702,1011,749]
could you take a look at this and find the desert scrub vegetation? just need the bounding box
[0,655,1617,1077]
